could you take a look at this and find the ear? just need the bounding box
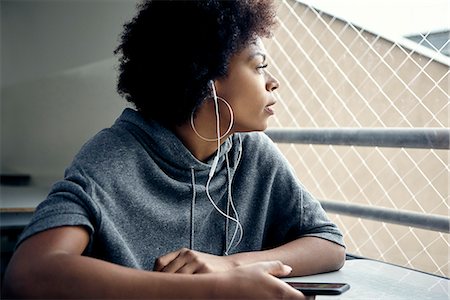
[211,78,225,97]
[209,80,221,100]
[206,80,216,99]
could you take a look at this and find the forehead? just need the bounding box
[250,37,266,52]
[236,38,267,61]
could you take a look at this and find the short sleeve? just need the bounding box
[251,133,345,248]
[16,168,100,249]
[297,184,345,246]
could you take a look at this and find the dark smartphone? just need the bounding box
[287,282,350,295]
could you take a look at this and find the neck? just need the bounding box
[173,98,234,162]
[172,123,229,162]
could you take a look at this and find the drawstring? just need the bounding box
[189,135,243,255]
[190,168,196,250]
[225,156,230,254]
[224,135,243,255]
[225,153,242,255]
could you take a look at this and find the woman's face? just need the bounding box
[215,38,279,132]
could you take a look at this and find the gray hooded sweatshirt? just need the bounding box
[18,108,344,270]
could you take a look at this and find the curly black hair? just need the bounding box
[114,0,277,126]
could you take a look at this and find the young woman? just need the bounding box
[3,1,345,298]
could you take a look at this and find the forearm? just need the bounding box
[229,237,345,276]
[4,253,216,299]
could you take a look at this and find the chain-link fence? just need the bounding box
[265,0,449,277]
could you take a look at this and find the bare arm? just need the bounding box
[230,237,346,276]
[3,226,308,299]
[156,237,345,276]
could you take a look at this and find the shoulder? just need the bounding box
[237,131,286,164]
[233,131,295,181]
[68,123,143,178]
[76,127,132,162]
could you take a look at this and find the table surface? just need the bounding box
[283,259,449,299]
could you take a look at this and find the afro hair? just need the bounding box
[114,0,277,126]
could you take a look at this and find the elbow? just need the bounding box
[320,242,346,273]
[332,244,346,271]
[3,265,29,298]
[3,256,43,299]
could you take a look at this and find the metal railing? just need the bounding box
[266,128,450,233]
[319,199,450,233]
[265,128,450,149]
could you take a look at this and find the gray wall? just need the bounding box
[1,0,139,182]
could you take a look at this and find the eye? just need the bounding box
[256,63,268,74]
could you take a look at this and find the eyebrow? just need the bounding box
[248,52,266,63]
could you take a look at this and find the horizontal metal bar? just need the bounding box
[265,128,450,149]
[320,200,450,233]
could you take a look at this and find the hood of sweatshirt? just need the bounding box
[116,108,238,182]
[115,108,243,254]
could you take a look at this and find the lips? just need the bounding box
[265,101,276,115]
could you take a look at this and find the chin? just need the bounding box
[234,120,268,133]
[253,123,268,132]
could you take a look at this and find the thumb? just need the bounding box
[261,261,293,277]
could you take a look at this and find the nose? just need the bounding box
[266,70,280,92]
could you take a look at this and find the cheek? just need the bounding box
[228,91,264,118]
[231,99,260,124]
[218,73,266,113]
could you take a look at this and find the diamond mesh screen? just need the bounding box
[265,0,449,277]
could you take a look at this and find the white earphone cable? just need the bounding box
[206,81,243,255]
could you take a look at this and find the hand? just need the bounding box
[217,261,313,299]
[154,248,236,274]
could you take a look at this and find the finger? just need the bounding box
[161,249,195,273]
[175,262,200,274]
[259,260,293,277]
[160,256,189,273]
[267,273,310,299]
[154,249,184,271]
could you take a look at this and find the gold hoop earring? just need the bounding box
[190,97,234,142]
